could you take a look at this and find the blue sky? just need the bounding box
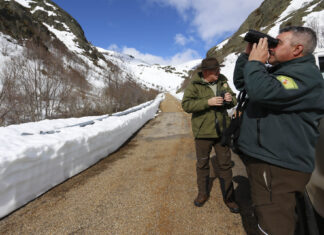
[52,0,263,65]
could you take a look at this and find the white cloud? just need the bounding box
[169,48,200,65]
[175,34,187,46]
[174,33,194,46]
[107,44,119,51]
[146,0,263,42]
[122,47,167,64]
[149,0,192,17]
[108,44,200,65]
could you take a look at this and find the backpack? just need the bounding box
[221,90,247,154]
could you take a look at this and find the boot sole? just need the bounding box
[194,201,205,207]
[229,207,240,213]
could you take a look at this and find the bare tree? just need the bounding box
[0,36,159,126]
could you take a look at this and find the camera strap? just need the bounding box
[220,90,248,150]
[214,111,227,137]
[236,90,248,114]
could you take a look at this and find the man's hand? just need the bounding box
[208,96,224,106]
[248,37,269,63]
[224,92,232,102]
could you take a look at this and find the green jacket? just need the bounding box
[182,72,237,138]
[234,53,324,173]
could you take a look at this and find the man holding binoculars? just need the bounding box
[234,26,324,234]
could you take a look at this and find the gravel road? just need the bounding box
[0,93,257,234]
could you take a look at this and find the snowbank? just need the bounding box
[0,94,164,218]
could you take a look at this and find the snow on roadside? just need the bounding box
[0,94,164,218]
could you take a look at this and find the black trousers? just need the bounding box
[195,138,235,202]
[242,155,311,235]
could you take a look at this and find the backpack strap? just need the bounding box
[237,90,247,110]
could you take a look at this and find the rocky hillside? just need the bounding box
[0,0,196,90]
[0,0,165,125]
[207,0,324,62]
[0,0,122,87]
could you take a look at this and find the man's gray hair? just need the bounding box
[279,26,317,55]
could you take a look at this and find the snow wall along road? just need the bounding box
[0,94,164,218]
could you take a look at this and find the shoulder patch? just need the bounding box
[276,75,298,90]
[223,83,228,88]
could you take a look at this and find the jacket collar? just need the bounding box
[193,73,228,85]
[270,54,316,71]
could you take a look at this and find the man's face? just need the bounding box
[268,31,296,65]
[203,69,220,82]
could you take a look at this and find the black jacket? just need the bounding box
[234,53,324,173]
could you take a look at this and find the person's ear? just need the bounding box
[293,44,304,56]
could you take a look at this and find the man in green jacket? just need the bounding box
[234,26,324,234]
[182,57,239,213]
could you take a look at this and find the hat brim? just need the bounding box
[197,64,225,71]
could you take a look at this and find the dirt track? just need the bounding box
[0,93,257,234]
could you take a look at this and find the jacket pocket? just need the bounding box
[192,113,207,137]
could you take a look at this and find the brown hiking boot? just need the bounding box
[194,193,208,207]
[225,201,240,213]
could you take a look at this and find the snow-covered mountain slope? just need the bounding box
[97,47,201,92]
[1,0,200,93]
[1,0,117,88]
[0,0,200,125]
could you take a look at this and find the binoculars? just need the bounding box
[244,29,279,48]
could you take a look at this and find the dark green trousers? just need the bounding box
[195,138,235,202]
[243,156,311,235]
